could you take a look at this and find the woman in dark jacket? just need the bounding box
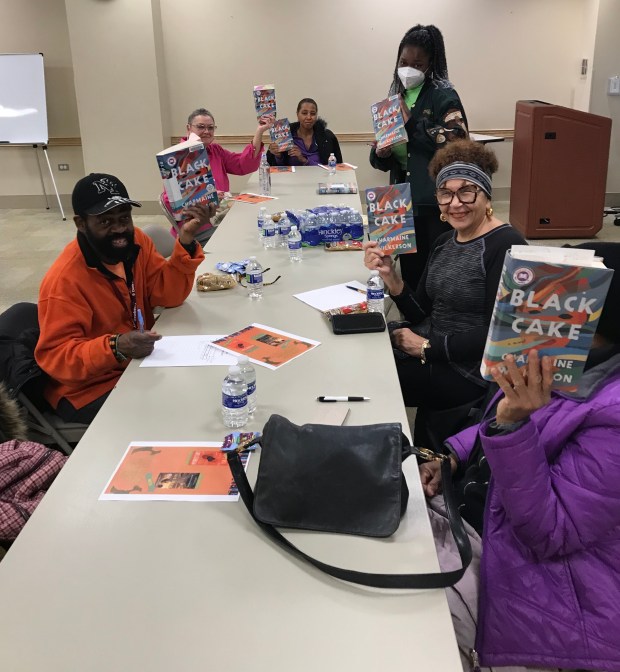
[267,98,342,167]
[370,24,468,289]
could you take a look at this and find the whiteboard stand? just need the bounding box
[34,144,66,220]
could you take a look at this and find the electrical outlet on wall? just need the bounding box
[58,163,70,171]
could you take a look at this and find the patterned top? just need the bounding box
[391,223,527,383]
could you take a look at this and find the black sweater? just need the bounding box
[391,224,527,383]
[370,80,468,214]
[266,119,342,166]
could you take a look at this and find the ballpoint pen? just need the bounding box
[317,396,371,402]
[345,285,366,295]
[137,308,145,333]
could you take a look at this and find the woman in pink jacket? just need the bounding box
[163,108,273,245]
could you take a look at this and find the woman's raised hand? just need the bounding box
[268,142,281,155]
[287,145,303,161]
[363,241,402,294]
[491,350,554,425]
[257,115,275,134]
[363,240,391,273]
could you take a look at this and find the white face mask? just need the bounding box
[398,66,425,90]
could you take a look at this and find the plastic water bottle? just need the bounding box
[245,256,263,300]
[288,225,303,262]
[367,270,385,314]
[340,207,352,240]
[328,152,337,176]
[278,215,291,248]
[257,206,266,241]
[221,365,248,428]
[262,215,276,249]
[302,212,321,247]
[316,210,329,245]
[259,151,271,196]
[237,355,257,415]
[349,208,365,240]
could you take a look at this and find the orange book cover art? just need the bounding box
[100,442,250,501]
[211,323,320,369]
[269,165,295,173]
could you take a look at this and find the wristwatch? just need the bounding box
[420,339,431,365]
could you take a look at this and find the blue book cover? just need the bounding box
[481,247,614,391]
[365,183,416,255]
[253,85,276,120]
[371,95,408,151]
[270,118,294,151]
[156,138,218,222]
[317,183,358,195]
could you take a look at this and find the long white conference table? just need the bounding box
[0,167,462,671]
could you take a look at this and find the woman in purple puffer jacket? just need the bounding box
[421,242,620,672]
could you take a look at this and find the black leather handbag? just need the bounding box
[227,414,471,589]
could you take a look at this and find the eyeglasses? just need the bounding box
[236,268,281,288]
[436,186,481,205]
[191,124,217,133]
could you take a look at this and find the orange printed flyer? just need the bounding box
[210,323,320,369]
[318,162,358,171]
[269,165,295,173]
[99,441,250,501]
[230,192,278,204]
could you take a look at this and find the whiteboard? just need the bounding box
[0,53,48,144]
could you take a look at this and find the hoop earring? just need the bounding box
[486,206,494,218]
[440,213,448,222]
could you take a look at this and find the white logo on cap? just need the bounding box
[103,196,128,208]
[92,178,120,196]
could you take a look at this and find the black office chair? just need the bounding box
[142,221,175,258]
[414,392,489,453]
[0,302,87,455]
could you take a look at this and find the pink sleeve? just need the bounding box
[219,143,262,176]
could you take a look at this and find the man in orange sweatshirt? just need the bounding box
[36,173,209,423]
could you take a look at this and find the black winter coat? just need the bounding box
[266,119,342,166]
[370,80,468,214]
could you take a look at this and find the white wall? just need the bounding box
[0,0,83,201]
[160,0,593,135]
[590,0,620,202]
[2,0,617,205]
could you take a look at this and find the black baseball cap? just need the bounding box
[72,173,142,216]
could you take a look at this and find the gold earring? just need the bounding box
[486,206,493,218]
[440,213,448,222]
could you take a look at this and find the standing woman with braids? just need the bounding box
[370,24,468,290]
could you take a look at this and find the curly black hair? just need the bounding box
[428,139,499,180]
[390,24,449,95]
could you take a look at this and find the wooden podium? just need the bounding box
[509,100,611,238]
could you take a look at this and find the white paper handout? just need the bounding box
[139,335,237,367]
[294,280,367,312]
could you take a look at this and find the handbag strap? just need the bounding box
[227,447,472,589]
